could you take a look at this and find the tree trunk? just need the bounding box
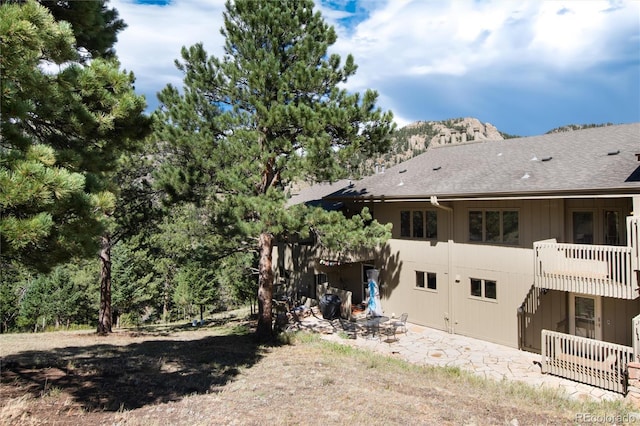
[97,234,112,334]
[163,282,170,323]
[256,232,274,341]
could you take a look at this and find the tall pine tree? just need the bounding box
[0,1,150,333]
[154,0,394,340]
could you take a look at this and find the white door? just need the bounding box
[569,294,602,340]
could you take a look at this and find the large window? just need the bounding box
[416,271,437,290]
[401,210,437,239]
[470,278,497,300]
[468,209,518,244]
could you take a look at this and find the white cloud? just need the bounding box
[111,0,639,134]
[112,0,226,103]
[326,0,639,90]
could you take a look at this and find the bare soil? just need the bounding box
[0,311,633,425]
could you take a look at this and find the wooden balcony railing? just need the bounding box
[629,216,640,274]
[541,330,633,394]
[534,237,638,299]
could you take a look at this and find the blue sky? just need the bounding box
[110,0,640,136]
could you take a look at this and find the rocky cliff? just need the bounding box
[355,117,514,177]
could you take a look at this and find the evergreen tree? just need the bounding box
[154,0,394,340]
[38,0,126,60]
[0,1,148,269]
[0,1,151,334]
[111,239,159,326]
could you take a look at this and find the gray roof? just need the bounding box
[329,123,640,201]
[286,179,351,208]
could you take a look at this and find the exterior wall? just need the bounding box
[602,297,640,346]
[274,242,316,299]
[316,263,365,304]
[449,243,532,347]
[372,199,558,348]
[378,239,450,332]
[520,289,568,353]
[278,196,637,349]
[369,197,636,349]
[564,198,633,244]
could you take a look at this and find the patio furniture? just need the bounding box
[359,315,389,339]
[380,323,399,343]
[392,313,408,334]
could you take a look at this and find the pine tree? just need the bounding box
[0,1,150,333]
[37,0,126,60]
[154,0,394,340]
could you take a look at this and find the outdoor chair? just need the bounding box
[380,323,398,344]
[392,313,408,334]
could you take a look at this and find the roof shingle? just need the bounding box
[330,123,640,200]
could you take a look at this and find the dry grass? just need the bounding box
[0,309,637,425]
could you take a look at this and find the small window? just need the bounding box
[470,278,497,300]
[416,271,437,290]
[485,280,497,299]
[426,272,437,290]
[470,278,482,297]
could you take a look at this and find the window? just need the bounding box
[426,211,437,239]
[470,278,497,300]
[468,209,519,244]
[400,211,410,237]
[573,211,593,244]
[413,211,424,238]
[401,210,437,239]
[314,273,328,285]
[416,271,437,290]
[604,210,621,245]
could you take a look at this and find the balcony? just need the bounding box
[533,216,640,299]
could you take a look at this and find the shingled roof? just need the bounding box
[328,123,640,201]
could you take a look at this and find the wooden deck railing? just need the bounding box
[534,239,637,299]
[629,216,640,275]
[541,330,633,394]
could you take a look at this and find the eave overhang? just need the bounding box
[325,187,640,203]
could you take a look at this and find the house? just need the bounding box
[277,123,640,393]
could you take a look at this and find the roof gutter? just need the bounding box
[429,195,452,212]
[329,190,640,203]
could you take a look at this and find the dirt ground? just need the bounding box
[0,311,634,425]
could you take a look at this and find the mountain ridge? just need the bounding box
[354,118,616,177]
